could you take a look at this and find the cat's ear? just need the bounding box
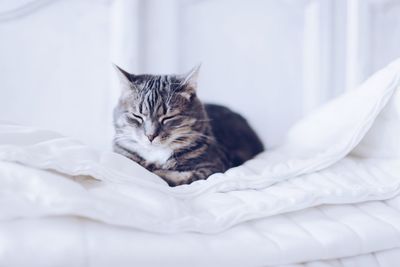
[113,64,138,91]
[182,64,200,87]
[179,64,201,99]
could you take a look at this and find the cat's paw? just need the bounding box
[153,169,194,187]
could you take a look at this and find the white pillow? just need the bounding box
[352,86,400,158]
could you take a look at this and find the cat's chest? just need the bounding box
[126,142,173,166]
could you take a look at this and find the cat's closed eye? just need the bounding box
[160,115,177,125]
[127,113,144,124]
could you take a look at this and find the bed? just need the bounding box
[1,59,400,266]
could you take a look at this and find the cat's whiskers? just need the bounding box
[114,135,136,144]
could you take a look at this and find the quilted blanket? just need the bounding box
[0,58,400,266]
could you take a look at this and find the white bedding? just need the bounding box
[1,59,400,266]
[2,196,400,266]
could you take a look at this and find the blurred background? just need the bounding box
[0,0,400,150]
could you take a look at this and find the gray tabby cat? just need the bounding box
[113,65,264,186]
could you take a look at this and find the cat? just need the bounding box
[113,65,264,186]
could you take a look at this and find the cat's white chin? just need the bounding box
[121,139,173,166]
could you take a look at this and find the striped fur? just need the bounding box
[113,66,264,186]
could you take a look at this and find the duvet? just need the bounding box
[0,58,400,266]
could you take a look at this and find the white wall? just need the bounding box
[0,0,113,149]
[1,0,400,150]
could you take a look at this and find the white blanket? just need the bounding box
[1,59,400,265]
[3,199,400,267]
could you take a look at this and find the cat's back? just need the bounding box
[204,104,264,167]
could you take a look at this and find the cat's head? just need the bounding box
[113,65,208,151]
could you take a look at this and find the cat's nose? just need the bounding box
[144,122,160,142]
[146,133,157,142]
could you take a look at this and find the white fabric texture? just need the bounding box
[2,198,400,267]
[1,58,400,266]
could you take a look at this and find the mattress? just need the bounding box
[1,58,400,266]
